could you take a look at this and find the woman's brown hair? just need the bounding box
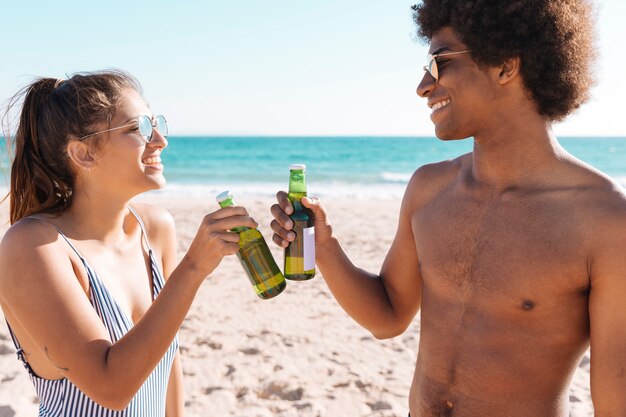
[2,70,141,224]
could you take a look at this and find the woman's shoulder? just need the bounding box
[128,202,178,277]
[129,202,174,225]
[0,217,72,296]
[1,216,62,250]
[129,202,176,242]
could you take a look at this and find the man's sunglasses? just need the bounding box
[78,115,168,143]
[423,50,471,82]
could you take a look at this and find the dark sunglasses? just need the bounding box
[423,50,471,82]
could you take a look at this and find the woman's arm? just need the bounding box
[146,205,186,417]
[0,205,255,411]
[166,352,184,417]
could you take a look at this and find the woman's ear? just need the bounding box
[498,56,521,85]
[66,140,97,171]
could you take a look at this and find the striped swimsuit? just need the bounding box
[6,207,178,416]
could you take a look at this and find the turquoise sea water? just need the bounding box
[2,136,625,199]
[157,136,626,199]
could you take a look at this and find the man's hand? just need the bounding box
[270,191,333,249]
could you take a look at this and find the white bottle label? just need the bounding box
[303,226,315,270]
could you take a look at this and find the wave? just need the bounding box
[381,171,411,183]
[140,181,407,200]
[616,176,626,188]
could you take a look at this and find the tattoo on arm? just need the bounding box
[44,346,70,372]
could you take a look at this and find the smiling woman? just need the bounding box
[0,70,259,416]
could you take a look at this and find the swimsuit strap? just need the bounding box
[4,320,28,367]
[128,205,153,252]
[25,207,151,257]
[23,216,85,261]
[128,206,164,301]
[6,217,86,367]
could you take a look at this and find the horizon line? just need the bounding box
[159,134,626,139]
[1,135,625,141]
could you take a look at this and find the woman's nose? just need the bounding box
[150,129,168,149]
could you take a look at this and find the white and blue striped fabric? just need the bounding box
[7,207,178,416]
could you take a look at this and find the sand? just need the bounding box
[0,194,593,417]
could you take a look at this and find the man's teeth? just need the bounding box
[143,157,161,165]
[432,99,451,111]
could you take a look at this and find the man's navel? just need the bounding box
[521,299,536,311]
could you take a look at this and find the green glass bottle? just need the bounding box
[216,191,286,299]
[284,164,316,280]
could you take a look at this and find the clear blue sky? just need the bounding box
[2,0,624,136]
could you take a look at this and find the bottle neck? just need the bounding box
[288,170,307,200]
[218,197,249,232]
[290,197,305,211]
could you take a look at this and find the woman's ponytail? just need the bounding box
[8,78,73,223]
[2,70,141,224]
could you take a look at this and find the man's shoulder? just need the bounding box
[581,177,626,283]
[585,179,626,225]
[414,154,466,177]
[405,152,469,202]
[562,162,626,242]
[563,159,626,218]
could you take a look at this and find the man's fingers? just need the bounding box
[270,203,294,230]
[272,233,290,248]
[302,196,324,216]
[276,191,293,215]
[270,219,296,242]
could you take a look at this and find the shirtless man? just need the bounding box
[270,1,626,416]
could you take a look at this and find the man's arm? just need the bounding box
[271,169,427,339]
[588,196,626,415]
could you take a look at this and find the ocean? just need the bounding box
[1,136,625,200]
[155,136,626,199]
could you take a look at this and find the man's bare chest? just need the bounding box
[412,194,589,297]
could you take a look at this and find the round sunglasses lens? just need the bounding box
[138,116,153,142]
[156,115,168,138]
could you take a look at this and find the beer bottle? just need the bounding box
[216,191,286,299]
[284,164,316,280]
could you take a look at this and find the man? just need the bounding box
[271,1,626,416]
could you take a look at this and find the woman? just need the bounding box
[0,71,256,416]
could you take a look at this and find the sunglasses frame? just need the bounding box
[423,50,471,82]
[78,114,168,143]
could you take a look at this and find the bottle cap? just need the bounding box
[216,190,232,203]
[289,164,306,171]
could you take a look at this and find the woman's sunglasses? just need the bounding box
[78,115,168,143]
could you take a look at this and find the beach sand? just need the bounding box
[0,194,593,417]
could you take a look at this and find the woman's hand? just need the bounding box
[182,206,258,279]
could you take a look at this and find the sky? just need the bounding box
[1,0,625,137]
